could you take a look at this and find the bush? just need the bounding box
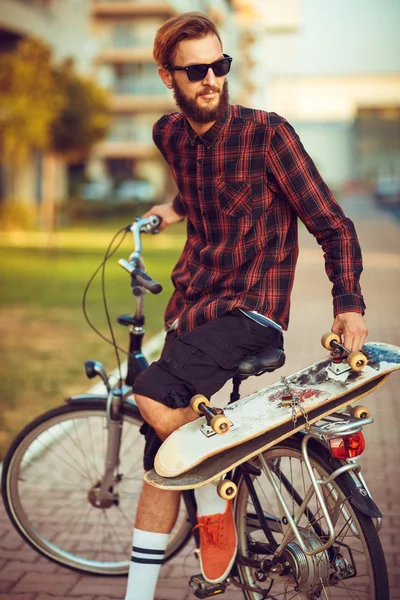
[0,202,37,231]
[63,197,153,225]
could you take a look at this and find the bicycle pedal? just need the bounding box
[189,573,228,598]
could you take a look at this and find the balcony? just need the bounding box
[110,94,175,113]
[94,140,158,159]
[0,0,52,42]
[91,0,177,19]
[95,47,153,64]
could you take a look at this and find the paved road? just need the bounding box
[1,196,399,599]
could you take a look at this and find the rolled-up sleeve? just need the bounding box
[172,192,186,217]
[267,119,366,316]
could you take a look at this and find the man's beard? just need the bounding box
[172,79,230,124]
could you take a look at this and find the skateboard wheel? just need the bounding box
[321,332,341,350]
[350,405,371,419]
[347,351,367,371]
[211,414,230,434]
[190,394,210,414]
[217,479,237,500]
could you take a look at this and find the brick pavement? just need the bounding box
[1,196,399,599]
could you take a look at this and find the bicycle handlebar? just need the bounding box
[119,262,162,295]
[118,215,163,294]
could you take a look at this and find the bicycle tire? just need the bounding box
[1,400,192,576]
[235,436,389,599]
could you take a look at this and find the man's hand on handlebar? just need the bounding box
[141,203,183,231]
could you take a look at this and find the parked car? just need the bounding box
[114,180,155,203]
[374,176,400,206]
[79,180,112,201]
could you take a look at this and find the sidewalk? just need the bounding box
[1,197,399,599]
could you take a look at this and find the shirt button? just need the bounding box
[198,185,203,190]
[197,159,202,164]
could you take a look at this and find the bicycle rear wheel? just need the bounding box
[235,436,389,599]
[2,400,192,575]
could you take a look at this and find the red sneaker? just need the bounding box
[195,501,237,583]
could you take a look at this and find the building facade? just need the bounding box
[0,0,238,208]
[88,0,237,202]
[235,0,400,190]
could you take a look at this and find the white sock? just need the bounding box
[124,528,169,600]
[195,483,228,517]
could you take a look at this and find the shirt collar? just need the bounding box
[185,105,231,149]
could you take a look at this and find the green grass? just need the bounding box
[0,222,186,458]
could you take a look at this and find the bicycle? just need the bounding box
[1,216,389,599]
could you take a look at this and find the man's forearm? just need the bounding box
[172,193,186,218]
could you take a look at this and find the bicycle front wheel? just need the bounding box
[2,401,192,575]
[235,436,389,599]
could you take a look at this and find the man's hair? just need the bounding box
[153,12,222,68]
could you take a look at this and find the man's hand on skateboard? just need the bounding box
[331,312,368,352]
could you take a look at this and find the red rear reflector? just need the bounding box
[329,431,366,459]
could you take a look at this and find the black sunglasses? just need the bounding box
[168,54,232,82]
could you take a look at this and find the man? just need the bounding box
[123,12,368,600]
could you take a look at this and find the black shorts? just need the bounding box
[132,310,284,471]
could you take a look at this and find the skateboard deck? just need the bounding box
[152,342,400,479]
[145,372,390,491]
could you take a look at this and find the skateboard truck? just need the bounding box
[321,333,368,375]
[190,394,232,436]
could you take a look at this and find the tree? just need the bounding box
[40,59,110,236]
[0,37,64,199]
[0,38,110,235]
[51,58,110,160]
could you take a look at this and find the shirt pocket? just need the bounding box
[217,179,253,218]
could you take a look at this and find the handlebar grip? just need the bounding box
[132,268,162,294]
[137,215,162,233]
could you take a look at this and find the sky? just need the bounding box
[252,0,400,75]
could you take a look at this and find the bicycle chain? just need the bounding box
[280,376,311,432]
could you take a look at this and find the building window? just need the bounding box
[107,115,153,143]
[112,24,134,48]
[113,63,166,95]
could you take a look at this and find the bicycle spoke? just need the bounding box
[115,503,136,529]
[22,424,91,483]
[103,509,129,556]
[72,419,100,481]
[4,408,191,574]
[56,501,94,552]
[119,429,143,464]
[332,581,366,599]
[85,416,103,480]
[236,443,382,599]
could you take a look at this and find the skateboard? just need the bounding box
[150,341,400,480]
[145,371,389,495]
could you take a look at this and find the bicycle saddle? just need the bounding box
[236,347,285,377]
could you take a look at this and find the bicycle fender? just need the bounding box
[347,470,383,519]
[65,393,141,417]
[65,394,107,406]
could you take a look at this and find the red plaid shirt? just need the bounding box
[153,105,365,334]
